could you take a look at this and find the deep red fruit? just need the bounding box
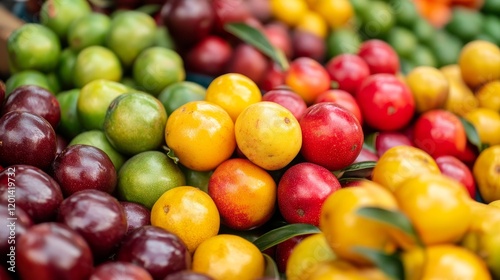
[291,30,326,62]
[120,201,151,235]
[0,205,33,262]
[185,36,233,77]
[17,223,94,280]
[278,162,341,226]
[275,235,309,273]
[1,85,60,128]
[56,134,69,155]
[246,0,271,22]
[164,271,215,280]
[212,0,251,34]
[261,87,307,120]
[89,261,153,280]
[225,43,268,85]
[354,147,379,163]
[264,22,293,59]
[412,109,467,158]
[0,111,57,170]
[314,89,363,125]
[300,103,364,170]
[259,62,285,92]
[358,39,400,75]
[356,74,415,131]
[325,54,370,96]
[375,131,414,157]
[435,155,476,198]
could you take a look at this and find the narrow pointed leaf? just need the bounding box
[263,254,280,280]
[353,247,404,280]
[334,161,376,179]
[253,223,321,251]
[364,132,379,153]
[459,117,486,152]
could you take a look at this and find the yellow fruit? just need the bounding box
[443,78,478,117]
[313,0,354,29]
[464,108,500,146]
[473,145,500,203]
[406,66,449,113]
[286,233,336,280]
[476,80,500,112]
[459,40,500,89]
[371,146,441,192]
[150,186,220,253]
[304,261,368,280]
[295,11,328,38]
[270,0,308,26]
[394,174,472,245]
[319,180,399,266]
[440,64,464,83]
[235,101,302,170]
[192,234,265,280]
[489,200,500,208]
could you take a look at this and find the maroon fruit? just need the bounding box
[358,39,400,75]
[278,162,342,226]
[259,62,285,92]
[275,235,309,273]
[264,22,293,59]
[291,30,326,62]
[164,271,214,280]
[1,85,60,128]
[117,226,191,279]
[354,147,379,163]
[0,205,33,262]
[57,189,127,260]
[375,131,414,157]
[17,223,94,280]
[261,87,307,120]
[212,0,251,34]
[436,155,476,198]
[0,111,57,170]
[225,43,268,85]
[314,89,363,125]
[246,0,271,22]
[52,144,117,196]
[185,36,232,77]
[90,261,153,280]
[120,201,151,235]
[0,165,63,222]
[325,54,370,96]
[56,134,69,155]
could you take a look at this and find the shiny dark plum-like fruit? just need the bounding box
[17,222,93,280]
[120,201,151,235]
[1,85,60,128]
[89,261,153,280]
[185,36,232,77]
[164,271,214,280]
[56,134,69,155]
[225,43,268,85]
[0,205,33,262]
[0,165,63,222]
[292,30,326,63]
[57,189,127,260]
[0,111,57,170]
[52,144,117,197]
[117,226,191,279]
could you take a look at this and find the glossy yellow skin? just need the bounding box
[473,145,500,203]
[371,146,441,192]
[165,101,236,171]
[476,81,500,112]
[465,108,500,146]
[286,233,336,280]
[406,66,449,113]
[395,174,472,246]
[205,73,262,123]
[319,180,399,266]
[150,186,220,253]
[235,101,302,171]
[295,11,328,38]
[304,261,368,280]
[270,0,308,26]
[489,200,500,208]
[312,0,354,29]
[459,40,500,89]
[443,78,478,117]
[192,234,265,280]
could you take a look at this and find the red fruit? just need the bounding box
[246,0,272,22]
[435,155,476,198]
[358,39,400,75]
[291,30,326,62]
[261,87,307,120]
[413,109,467,158]
[456,142,479,168]
[278,162,341,226]
[225,43,268,84]
[356,74,415,131]
[354,147,379,163]
[185,36,233,77]
[259,62,285,92]
[90,262,153,280]
[56,134,68,155]
[375,131,413,157]
[325,54,370,96]
[212,0,251,34]
[275,235,309,273]
[314,89,363,125]
[264,22,293,59]
[285,57,331,105]
[300,103,364,170]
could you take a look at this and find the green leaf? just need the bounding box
[333,161,377,178]
[162,145,180,165]
[353,247,404,280]
[253,223,321,251]
[338,177,369,185]
[263,254,280,280]
[363,132,379,154]
[225,23,289,71]
[459,117,487,152]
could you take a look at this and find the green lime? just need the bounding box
[412,18,435,45]
[7,24,61,73]
[386,26,418,59]
[428,30,463,67]
[103,92,168,155]
[359,0,395,38]
[410,45,438,68]
[483,16,500,45]
[482,0,500,14]
[350,0,369,14]
[157,81,206,116]
[155,26,175,49]
[117,151,186,209]
[46,72,61,94]
[40,0,91,40]
[133,47,185,96]
[106,11,157,68]
[445,7,483,42]
[73,46,123,88]
[326,28,362,59]
[56,89,84,139]
[69,130,127,171]
[77,79,129,130]
[180,164,212,193]
[57,48,77,90]
[5,70,52,95]
[68,12,111,52]
[391,0,419,28]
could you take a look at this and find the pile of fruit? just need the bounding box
[2,0,500,279]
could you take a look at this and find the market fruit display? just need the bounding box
[2,0,500,279]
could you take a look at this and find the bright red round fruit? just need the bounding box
[356,74,415,131]
[314,89,363,125]
[325,54,370,95]
[435,155,476,198]
[358,39,400,75]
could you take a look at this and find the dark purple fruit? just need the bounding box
[90,261,153,280]
[164,271,214,280]
[185,36,232,77]
[0,205,33,263]
[57,189,127,260]
[0,111,57,170]
[120,201,151,235]
[0,165,63,223]
[1,85,60,128]
[292,30,326,63]
[117,225,190,280]
[52,144,117,197]
[56,134,69,155]
[0,265,12,280]
[17,222,93,280]
[224,43,268,85]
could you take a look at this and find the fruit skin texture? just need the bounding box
[285,57,331,105]
[406,66,450,113]
[325,54,370,96]
[277,162,341,226]
[73,46,123,88]
[395,174,472,246]
[314,89,363,126]
[192,234,265,280]
[120,201,151,236]
[356,74,415,131]
[185,36,233,77]
[300,103,363,171]
[459,40,500,89]
[261,87,307,121]
[208,158,276,230]
[320,180,399,266]
[375,131,413,158]
[464,108,500,146]
[473,145,500,203]
[436,155,476,198]
[40,0,91,39]
[17,223,94,280]
[357,39,400,75]
[89,262,153,280]
[151,186,220,253]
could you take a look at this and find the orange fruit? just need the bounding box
[295,11,328,38]
[285,57,331,105]
[165,101,236,172]
[459,40,500,89]
[464,108,500,146]
[304,261,368,280]
[151,186,220,253]
[406,66,449,113]
[270,0,308,26]
[473,145,500,203]
[476,81,500,112]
